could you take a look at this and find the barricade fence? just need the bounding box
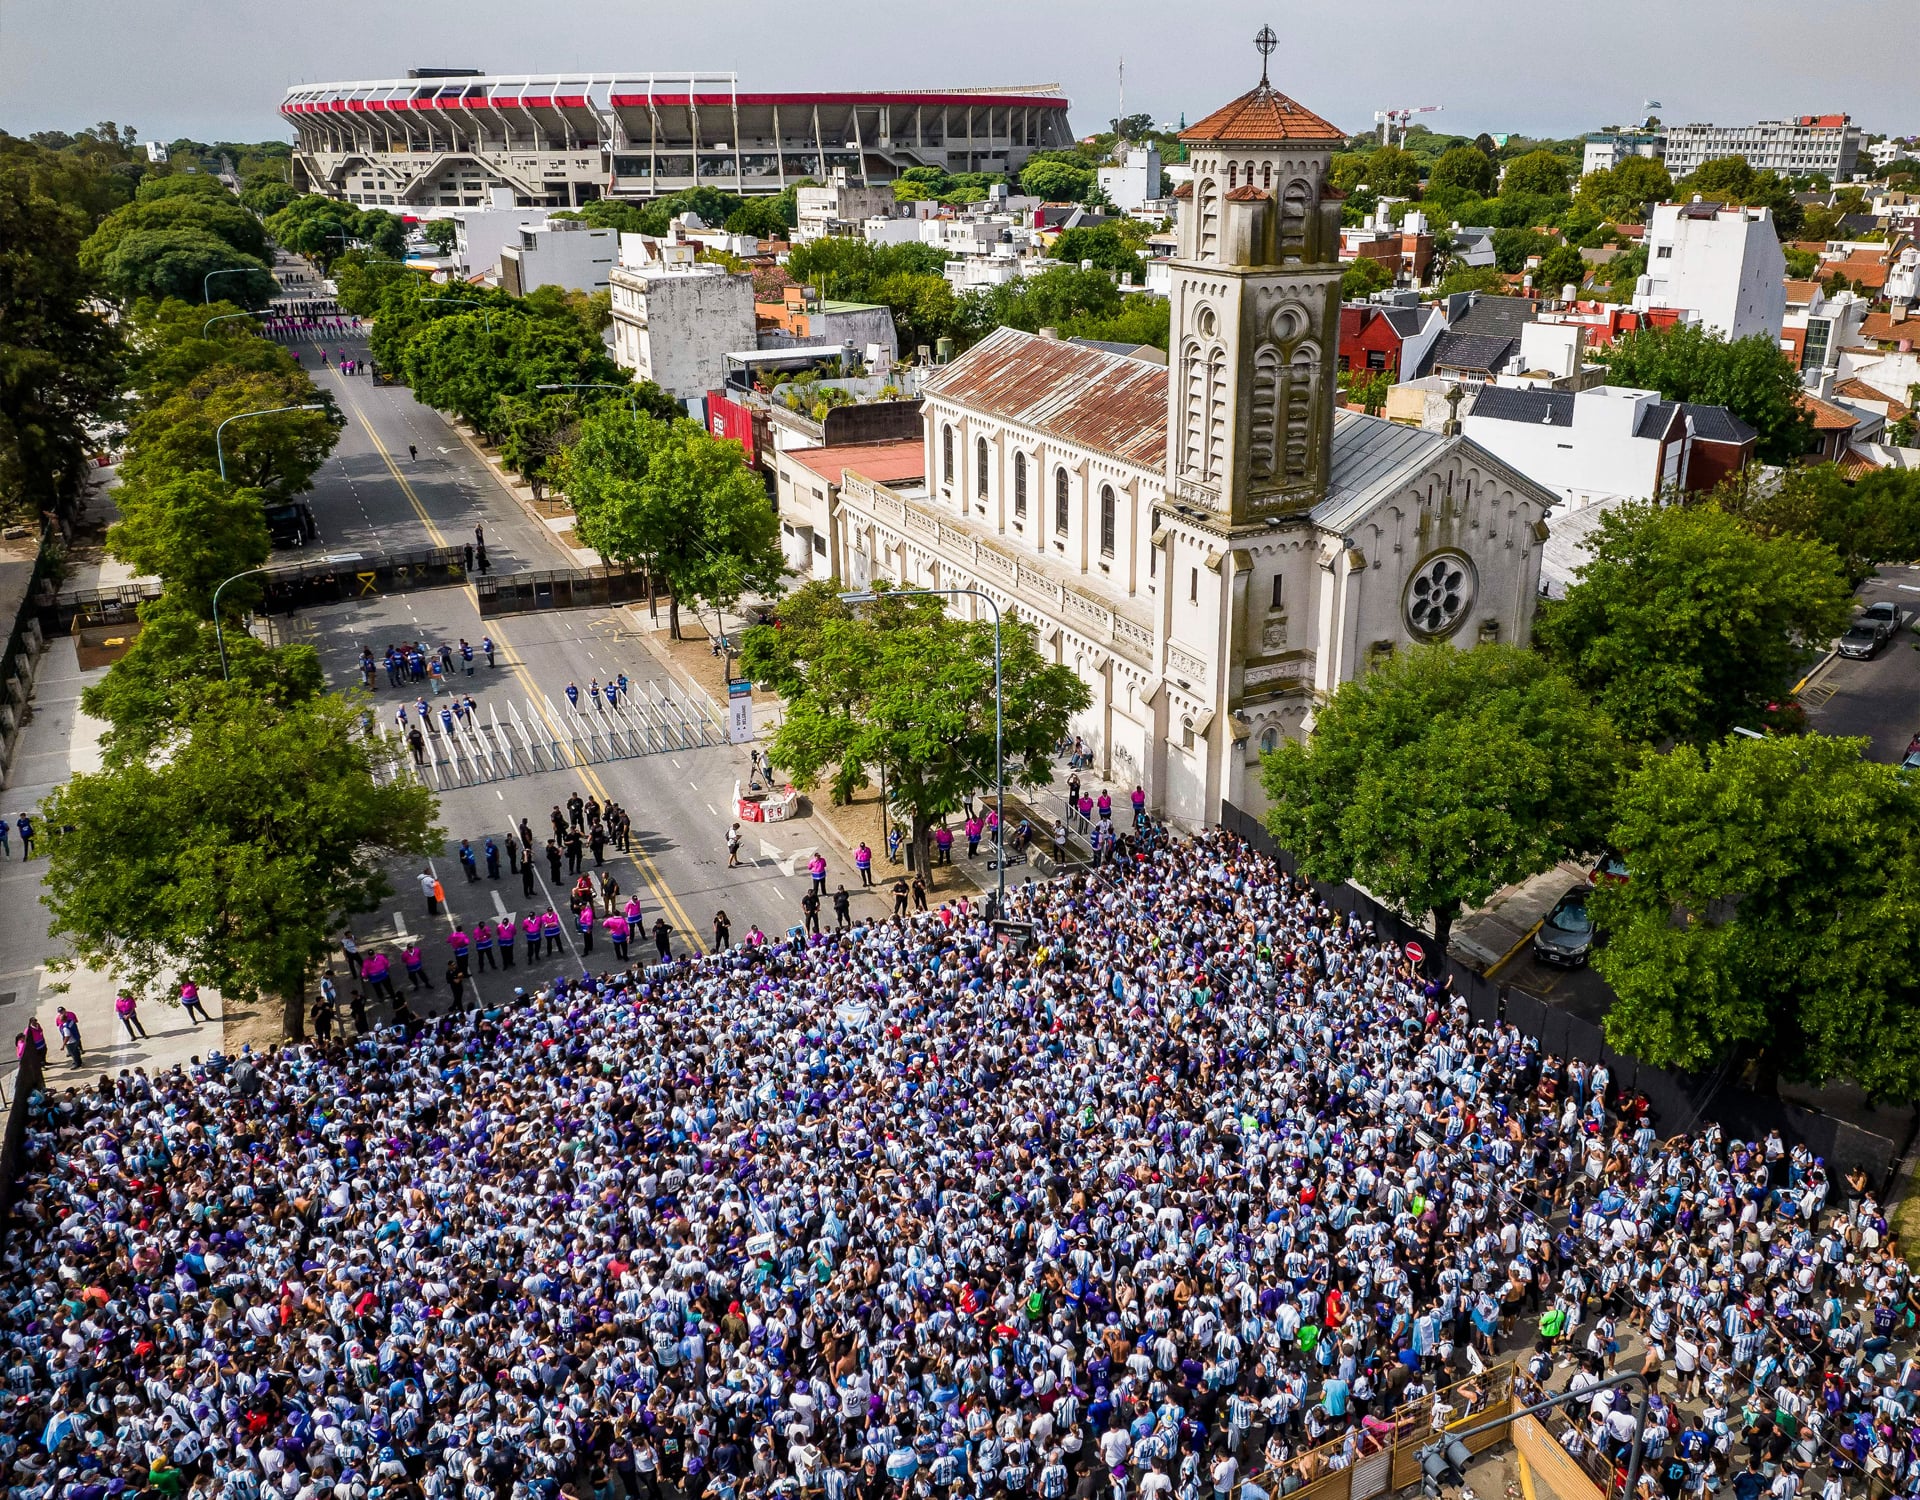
[0,1047,46,1230]
[1216,802,1912,1184]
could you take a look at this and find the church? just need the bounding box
[782,41,1555,827]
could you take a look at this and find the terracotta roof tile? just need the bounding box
[1834,376,1912,419]
[1837,445,1882,478]
[1798,392,1860,431]
[1224,184,1269,201]
[1171,182,1193,200]
[1180,82,1343,144]
[1861,311,1920,343]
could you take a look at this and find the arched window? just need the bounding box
[1227,161,1238,189]
[1262,162,1272,190]
[1054,467,1070,535]
[976,436,989,499]
[1099,484,1116,557]
[1259,727,1280,754]
[941,424,953,485]
[1013,452,1027,518]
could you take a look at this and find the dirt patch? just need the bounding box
[221,991,287,1054]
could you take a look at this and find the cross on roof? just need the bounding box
[1254,25,1278,86]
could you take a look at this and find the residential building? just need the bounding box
[1097,145,1162,214]
[1662,115,1862,180]
[780,50,1557,827]
[773,440,926,576]
[1462,385,1755,505]
[756,287,899,368]
[1634,200,1788,340]
[1798,390,1881,463]
[1859,304,1920,352]
[1341,205,1435,285]
[283,73,1074,208]
[1582,131,1665,176]
[608,244,757,399]
[453,191,551,277]
[1534,300,1681,350]
[794,177,901,242]
[1868,139,1916,170]
[496,218,617,296]
[1337,303,1444,380]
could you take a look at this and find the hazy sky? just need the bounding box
[1,0,1912,146]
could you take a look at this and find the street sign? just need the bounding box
[1404,941,1425,965]
[727,679,753,744]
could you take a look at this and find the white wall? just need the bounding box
[455,208,549,278]
[501,222,617,295]
[608,268,757,399]
[1634,203,1787,340]
[1462,387,1670,504]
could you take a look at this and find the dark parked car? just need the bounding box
[1837,621,1886,660]
[1533,886,1597,967]
[264,500,318,549]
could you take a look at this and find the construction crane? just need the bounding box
[1374,105,1442,149]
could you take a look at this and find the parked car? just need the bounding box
[1837,621,1886,660]
[1533,886,1597,967]
[1903,734,1920,775]
[1860,600,1906,634]
[1589,851,1630,886]
[264,500,318,549]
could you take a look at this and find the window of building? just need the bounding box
[942,424,953,485]
[1270,575,1284,611]
[1054,467,1069,535]
[1259,727,1279,753]
[976,436,989,499]
[1190,567,1199,603]
[1366,349,1387,370]
[1013,452,1027,518]
[1656,245,1673,258]
[1099,485,1116,557]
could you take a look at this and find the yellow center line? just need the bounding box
[340,386,707,954]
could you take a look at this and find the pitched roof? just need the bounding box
[1310,414,1546,534]
[1450,294,1538,339]
[920,327,1169,469]
[1799,392,1860,431]
[1467,386,1576,427]
[1783,279,1822,304]
[1684,404,1758,444]
[1834,376,1911,419]
[1860,310,1920,344]
[1423,330,1519,376]
[1180,81,1343,144]
[1838,445,1883,478]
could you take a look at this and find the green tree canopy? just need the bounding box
[1590,734,1920,1099]
[89,226,275,306]
[0,158,123,522]
[1674,156,1801,235]
[1600,321,1812,462]
[1715,462,1920,584]
[107,471,271,617]
[785,237,950,301]
[1361,146,1423,199]
[1500,150,1573,198]
[1051,223,1148,277]
[83,191,268,265]
[400,308,624,438]
[1340,256,1394,300]
[123,296,301,402]
[1535,241,1587,293]
[239,178,298,216]
[1428,144,1496,200]
[1575,157,1673,222]
[264,194,406,266]
[1020,158,1098,202]
[1261,643,1625,957]
[122,364,342,498]
[560,408,785,638]
[740,580,1091,874]
[1536,501,1852,745]
[41,690,438,1037]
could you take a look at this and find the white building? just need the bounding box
[607,247,757,400]
[779,52,1556,827]
[1663,115,1862,179]
[1634,200,1787,340]
[1869,139,1916,170]
[497,218,617,296]
[1582,132,1665,176]
[1098,145,1163,214]
[794,178,900,241]
[1462,385,1753,507]
[453,192,551,278]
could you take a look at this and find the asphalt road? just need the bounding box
[1802,563,1920,762]
[259,297,901,1019]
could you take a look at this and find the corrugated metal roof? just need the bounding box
[1312,412,1455,533]
[920,327,1169,469]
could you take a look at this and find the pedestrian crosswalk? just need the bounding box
[368,682,727,791]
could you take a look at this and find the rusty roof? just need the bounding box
[920,328,1168,469]
[1181,82,1343,144]
[790,439,925,487]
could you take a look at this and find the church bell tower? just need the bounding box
[1166,27,1347,525]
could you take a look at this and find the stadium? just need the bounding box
[282,69,1076,209]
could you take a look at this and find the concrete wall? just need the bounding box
[609,268,757,399]
[1463,387,1669,504]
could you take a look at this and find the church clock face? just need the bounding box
[1404,551,1476,639]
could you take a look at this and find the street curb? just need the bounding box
[1791,648,1839,696]
[1484,919,1544,981]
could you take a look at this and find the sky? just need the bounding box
[1,0,1913,147]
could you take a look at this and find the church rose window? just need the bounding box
[1403,551,1477,639]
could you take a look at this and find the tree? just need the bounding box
[740,581,1091,876]
[1020,158,1097,202]
[239,179,297,216]
[89,225,275,306]
[1261,643,1625,958]
[41,690,438,1038]
[1491,226,1553,273]
[1600,322,1812,463]
[264,194,405,267]
[1536,501,1852,745]
[1575,157,1672,222]
[872,271,963,351]
[1715,462,1920,584]
[1061,295,1171,350]
[107,471,270,617]
[1535,241,1587,293]
[1362,146,1422,198]
[1590,735,1920,1099]
[1428,144,1496,199]
[123,295,301,402]
[560,409,785,638]
[1341,256,1394,300]
[84,191,269,264]
[1437,264,1506,296]
[420,218,457,253]
[123,365,342,498]
[1500,150,1572,198]
[0,159,123,523]
[1051,224,1146,276]
[967,266,1124,341]
[1339,368,1392,415]
[1675,156,1800,235]
[400,309,622,438]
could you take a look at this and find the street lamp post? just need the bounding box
[214,404,327,484]
[202,311,258,337]
[203,266,255,305]
[212,553,361,680]
[840,587,1005,913]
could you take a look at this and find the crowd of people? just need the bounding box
[6,830,1918,1500]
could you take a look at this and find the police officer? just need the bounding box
[484,837,500,880]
